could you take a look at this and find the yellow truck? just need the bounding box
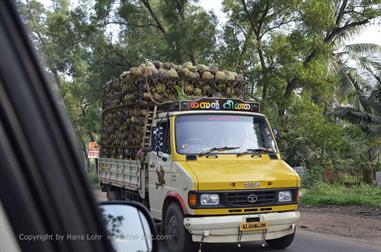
[99,97,300,252]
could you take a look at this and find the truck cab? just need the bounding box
[146,98,300,251]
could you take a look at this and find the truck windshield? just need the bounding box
[175,114,277,155]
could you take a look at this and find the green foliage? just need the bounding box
[175,81,190,100]
[302,0,335,33]
[17,0,381,174]
[88,169,100,188]
[302,182,381,208]
[265,95,366,168]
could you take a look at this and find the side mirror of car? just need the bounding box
[99,202,158,252]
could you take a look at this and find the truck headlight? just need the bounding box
[278,191,292,202]
[200,194,219,206]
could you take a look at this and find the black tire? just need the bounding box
[165,203,196,252]
[266,231,295,249]
[107,189,121,200]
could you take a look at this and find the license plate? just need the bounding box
[240,221,268,231]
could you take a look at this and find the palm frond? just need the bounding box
[335,26,363,45]
[332,107,381,125]
[343,43,381,56]
[358,56,381,72]
[367,125,381,139]
[334,62,372,111]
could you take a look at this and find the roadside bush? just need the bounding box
[88,171,100,189]
[301,182,381,208]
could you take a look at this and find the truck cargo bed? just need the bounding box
[99,158,142,191]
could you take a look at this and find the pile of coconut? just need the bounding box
[100,61,246,159]
[127,61,244,81]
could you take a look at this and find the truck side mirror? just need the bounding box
[272,128,279,138]
[151,126,164,152]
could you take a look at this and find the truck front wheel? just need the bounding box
[165,203,196,252]
[266,230,295,249]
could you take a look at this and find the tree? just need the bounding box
[221,0,381,113]
[332,44,381,169]
[94,0,218,65]
[17,0,130,160]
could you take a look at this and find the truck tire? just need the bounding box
[266,230,295,249]
[107,189,121,200]
[165,203,196,252]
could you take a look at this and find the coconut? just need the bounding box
[153,93,161,100]
[130,67,142,76]
[202,85,211,92]
[197,64,209,73]
[185,83,194,93]
[215,71,226,80]
[182,62,193,68]
[153,60,163,69]
[158,68,168,77]
[120,71,129,78]
[168,68,179,78]
[188,66,196,72]
[142,66,153,77]
[179,68,191,77]
[194,88,203,96]
[156,83,166,93]
[190,72,200,79]
[102,60,248,159]
[202,71,214,80]
[145,61,155,68]
[163,62,171,70]
[210,66,219,74]
[150,66,159,75]
[225,71,235,80]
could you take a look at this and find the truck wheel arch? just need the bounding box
[162,192,188,220]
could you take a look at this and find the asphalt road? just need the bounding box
[158,230,381,252]
[94,191,380,252]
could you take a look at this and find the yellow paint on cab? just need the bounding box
[168,114,300,215]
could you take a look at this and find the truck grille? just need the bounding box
[225,190,277,207]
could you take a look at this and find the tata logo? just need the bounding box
[247,194,258,203]
[244,181,260,189]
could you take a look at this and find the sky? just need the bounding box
[39,0,381,46]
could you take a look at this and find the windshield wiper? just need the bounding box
[198,146,240,157]
[236,148,275,157]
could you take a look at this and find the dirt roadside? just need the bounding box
[298,204,381,245]
[94,190,381,244]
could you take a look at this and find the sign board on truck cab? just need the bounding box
[179,97,260,112]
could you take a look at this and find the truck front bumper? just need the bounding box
[183,211,300,243]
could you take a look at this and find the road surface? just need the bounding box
[158,230,381,252]
[95,190,381,252]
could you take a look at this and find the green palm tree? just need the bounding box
[331,43,381,181]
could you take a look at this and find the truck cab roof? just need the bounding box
[156,110,266,119]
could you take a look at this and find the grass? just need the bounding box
[301,182,381,208]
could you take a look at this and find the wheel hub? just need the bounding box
[168,215,179,241]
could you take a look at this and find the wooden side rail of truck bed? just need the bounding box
[98,158,142,191]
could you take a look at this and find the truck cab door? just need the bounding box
[147,119,172,220]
